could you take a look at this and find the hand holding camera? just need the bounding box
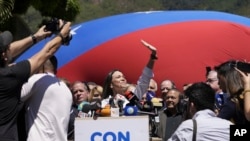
[44,18,72,46]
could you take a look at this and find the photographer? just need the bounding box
[0,19,71,141]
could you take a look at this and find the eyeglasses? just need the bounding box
[206,78,218,83]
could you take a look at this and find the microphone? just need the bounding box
[117,100,124,114]
[123,105,138,116]
[124,91,143,110]
[151,97,163,115]
[151,97,163,108]
[78,101,90,112]
[100,105,111,117]
[114,94,128,107]
[141,100,154,112]
[109,97,116,108]
[146,91,156,101]
[81,99,102,115]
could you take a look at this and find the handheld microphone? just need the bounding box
[124,91,143,110]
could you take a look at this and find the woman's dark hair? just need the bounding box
[102,69,120,99]
[214,60,244,96]
[184,82,215,111]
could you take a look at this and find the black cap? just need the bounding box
[0,31,13,51]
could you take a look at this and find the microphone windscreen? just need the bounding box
[78,101,90,111]
[146,91,156,101]
[81,104,92,113]
[89,99,102,109]
[100,105,111,117]
[151,98,163,107]
[124,106,138,116]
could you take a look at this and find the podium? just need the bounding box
[75,115,149,141]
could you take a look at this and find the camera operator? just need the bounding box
[0,19,71,141]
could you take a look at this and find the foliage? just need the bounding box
[2,0,250,35]
[74,0,250,25]
[0,0,14,24]
[12,0,31,14]
[0,0,80,36]
[74,0,164,24]
[30,0,80,21]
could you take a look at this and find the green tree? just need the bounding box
[0,0,80,39]
[0,0,14,24]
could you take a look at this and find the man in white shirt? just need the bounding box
[168,82,233,141]
[21,56,73,141]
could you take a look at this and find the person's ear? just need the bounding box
[190,102,197,113]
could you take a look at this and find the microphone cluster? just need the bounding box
[78,91,163,118]
[124,91,163,116]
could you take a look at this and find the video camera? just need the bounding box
[44,18,72,46]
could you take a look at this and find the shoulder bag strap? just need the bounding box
[192,119,197,141]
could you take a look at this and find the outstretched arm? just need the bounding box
[141,39,158,69]
[9,26,52,58]
[28,20,71,76]
[134,40,158,100]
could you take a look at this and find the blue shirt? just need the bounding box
[168,109,232,141]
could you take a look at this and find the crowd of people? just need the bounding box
[1,18,250,141]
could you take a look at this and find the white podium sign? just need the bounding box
[75,115,149,141]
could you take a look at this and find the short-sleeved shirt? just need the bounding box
[21,72,73,141]
[0,60,30,141]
